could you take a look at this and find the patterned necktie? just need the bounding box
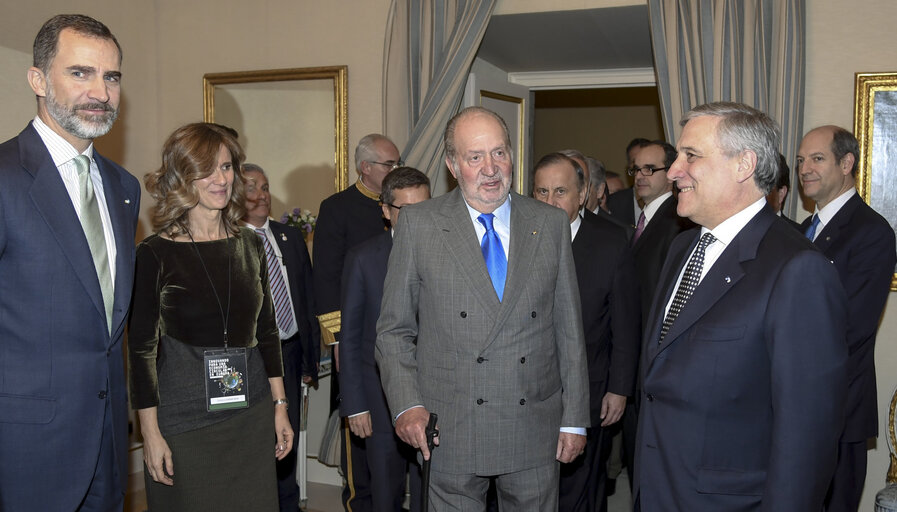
[74,155,114,334]
[255,228,295,334]
[659,232,717,342]
[805,214,820,241]
[477,213,507,302]
[632,210,646,246]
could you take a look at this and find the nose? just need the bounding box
[87,76,110,104]
[667,154,686,182]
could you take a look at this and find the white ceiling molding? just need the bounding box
[508,67,656,90]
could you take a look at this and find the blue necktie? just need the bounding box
[805,214,820,241]
[477,213,507,302]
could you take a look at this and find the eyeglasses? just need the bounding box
[384,203,404,210]
[627,166,670,177]
[370,160,405,171]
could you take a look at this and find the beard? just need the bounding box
[45,84,118,140]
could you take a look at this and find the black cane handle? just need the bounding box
[425,412,438,451]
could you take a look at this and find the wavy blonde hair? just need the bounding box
[145,123,247,238]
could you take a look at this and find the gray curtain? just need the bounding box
[383,0,496,195]
[649,0,805,217]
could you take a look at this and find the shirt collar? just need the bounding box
[570,214,582,240]
[356,178,381,201]
[701,197,767,247]
[815,188,856,225]
[464,194,511,228]
[642,191,673,223]
[32,116,94,166]
[245,218,271,231]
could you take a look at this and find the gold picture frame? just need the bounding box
[203,66,349,211]
[480,90,527,195]
[854,72,897,291]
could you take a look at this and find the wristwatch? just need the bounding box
[273,398,289,409]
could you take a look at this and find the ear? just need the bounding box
[445,156,457,179]
[735,150,758,184]
[839,153,855,176]
[27,67,47,98]
[578,185,588,207]
[381,203,391,223]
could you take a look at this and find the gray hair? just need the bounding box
[681,102,780,194]
[242,163,266,177]
[444,107,512,170]
[586,157,606,187]
[828,126,860,175]
[354,134,396,172]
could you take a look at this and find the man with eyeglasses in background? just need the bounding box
[314,133,403,512]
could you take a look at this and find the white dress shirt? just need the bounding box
[246,218,299,341]
[33,116,117,282]
[810,188,856,242]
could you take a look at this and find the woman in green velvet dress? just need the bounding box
[128,123,292,510]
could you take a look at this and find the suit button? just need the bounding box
[531,311,537,318]
[519,399,526,405]
[646,393,654,402]
[476,398,484,405]
[520,357,526,364]
[476,357,485,363]
[460,311,467,318]
[98,390,107,399]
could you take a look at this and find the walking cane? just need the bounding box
[420,413,438,512]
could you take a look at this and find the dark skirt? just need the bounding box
[145,399,278,511]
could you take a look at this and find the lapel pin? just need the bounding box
[725,276,731,283]
[532,230,538,235]
[281,233,288,241]
[124,199,130,204]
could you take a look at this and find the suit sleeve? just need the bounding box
[375,211,423,418]
[127,242,163,409]
[295,237,321,378]
[762,250,848,510]
[313,197,345,343]
[339,246,368,416]
[607,245,641,396]
[552,212,591,429]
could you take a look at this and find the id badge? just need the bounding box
[204,348,249,411]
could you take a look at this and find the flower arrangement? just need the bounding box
[281,208,317,241]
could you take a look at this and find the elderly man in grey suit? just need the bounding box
[376,106,589,511]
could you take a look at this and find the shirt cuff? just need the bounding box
[395,404,424,422]
[560,427,586,436]
[348,411,369,418]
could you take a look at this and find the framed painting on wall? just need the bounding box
[854,72,897,291]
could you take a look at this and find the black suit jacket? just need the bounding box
[779,213,802,232]
[585,207,635,241]
[802,193,896,440]
[607,187,637,227]
[338,231,392,429]
[635,206,848,511]
[572,217,640,426]
[632,195,693,327]
[269,221,321,378]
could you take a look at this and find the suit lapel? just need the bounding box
[98,155,137,341]
[632,195,674,253]
[647,209,774,361]
[21,126,108,333]
[813,193,859,253]
[436,190,502,318]
[482,193,541,348]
